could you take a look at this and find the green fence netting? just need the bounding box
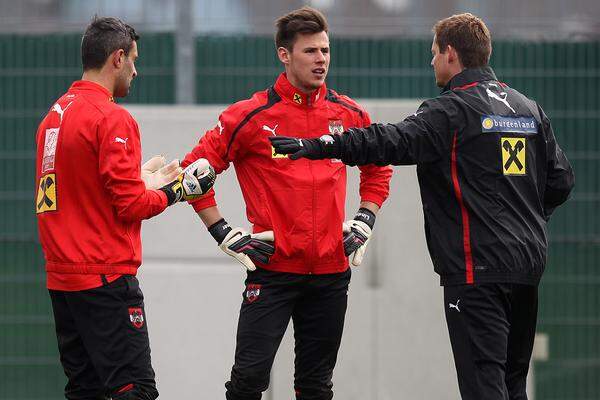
[0,33,598,399]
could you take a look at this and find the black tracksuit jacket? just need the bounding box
[337,67,575,286]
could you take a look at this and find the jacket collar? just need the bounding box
[274,73,326,107]
[443,66,498,92]
[69,80,115,102]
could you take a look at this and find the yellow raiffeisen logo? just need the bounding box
[272,146,288,158]
[293,93,302,104]
[501,138,526,175]
[36,173,57,213]
[482,117,494,130]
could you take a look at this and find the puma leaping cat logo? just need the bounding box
[486,83,516,114]
[114,137,128,149]
[262,124,278,136]
[449,299,461,312]
[51,101,73,124]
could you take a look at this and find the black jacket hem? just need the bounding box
[440,271,541,287]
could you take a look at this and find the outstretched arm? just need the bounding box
[270,98,458,166]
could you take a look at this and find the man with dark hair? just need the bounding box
[180,6,391,400]
[35,16,215,400]
[81,17,139,70]
[271,12,574,400]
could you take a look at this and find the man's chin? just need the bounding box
[114,86,131,99]
[307,78,325,91]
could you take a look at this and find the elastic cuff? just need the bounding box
[151,189,169,208]
[190,189,217,212]
[322,134,343,158]
[359,194,385,209]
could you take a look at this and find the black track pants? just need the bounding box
[225,268,351,400]
[444,283,538,400]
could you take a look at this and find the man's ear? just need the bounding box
[277,46,290,65]
[447,45,461,66]
[111,49,125,69]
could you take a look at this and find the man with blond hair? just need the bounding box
[272,13,574,400]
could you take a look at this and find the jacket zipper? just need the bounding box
[308,105,316,274]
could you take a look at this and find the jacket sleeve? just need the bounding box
[338,98,458,166]
[181,105,254,212]
[540,106,575,217]
[98,109,168,222]
[355,111,393,207]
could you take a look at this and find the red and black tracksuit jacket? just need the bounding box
[182,73,392,275]
[35,80,168,291]
[334,67,574,286]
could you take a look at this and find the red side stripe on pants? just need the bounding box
[117,383,134,393]
[451,132,474,284]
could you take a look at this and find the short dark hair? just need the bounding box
[275,6,328,51]
[433,13,491,68]
[81,16,139,71]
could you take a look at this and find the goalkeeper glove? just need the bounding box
[343,208,376,267]
[208,219,275,271]
[141,155,182,190]
[159,158,216,206]
[269,134,341,160]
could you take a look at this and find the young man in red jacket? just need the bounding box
[35,17,214,400]
[181,7,392,400]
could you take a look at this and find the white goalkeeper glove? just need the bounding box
[342,208,376,267]
[159,158,216,205]
[208,219,275,271]
[141,155,182,190]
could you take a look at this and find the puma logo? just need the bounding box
[262,124,278,136]
[486,83,516,114]
[115,136,128,149]
[449,299,461,312]
[51,101,73,124]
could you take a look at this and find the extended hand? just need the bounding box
[269,135,340,160]
[141,156,182,190]
[159,158,216,205]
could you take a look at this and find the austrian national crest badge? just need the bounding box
[245,284,262,303]
[328,119,344,135]
[128,307,145,329]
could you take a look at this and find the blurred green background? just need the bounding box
[0,32,598,399]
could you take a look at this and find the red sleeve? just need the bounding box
[98,108,168,222]
[356,111,393,207]
[181,104,252,212]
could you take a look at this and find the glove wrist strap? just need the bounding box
[354,207,376,230]
[208,218,232,244]
[159,184,178,206]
